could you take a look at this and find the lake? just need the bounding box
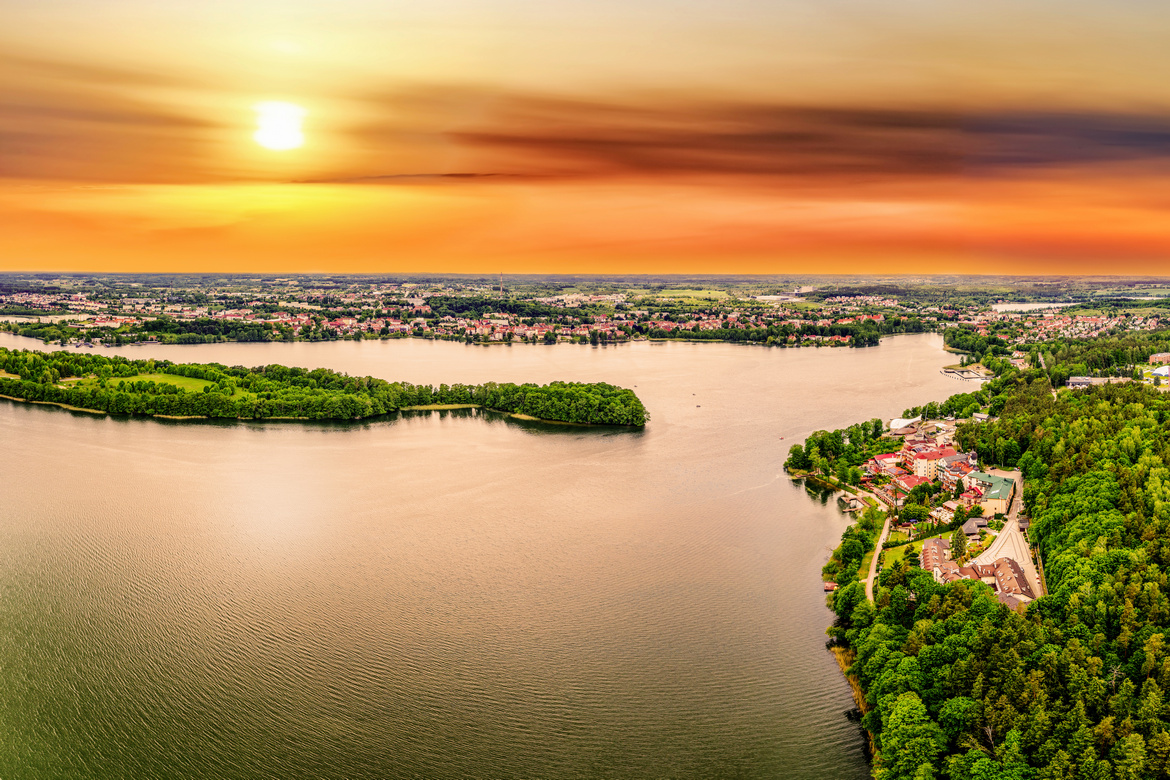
[0,333,961,779]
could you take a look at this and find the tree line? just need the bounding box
[785,417,892,485]
[0,347,649,426]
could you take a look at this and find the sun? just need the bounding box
[253,101,306,151]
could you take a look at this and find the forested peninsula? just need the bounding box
[0,347,649,426]
[813,332,1170,779]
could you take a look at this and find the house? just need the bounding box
[959,486,983,508]
[1067,376,1094,389]
[921,537,951,571]
[868,452,900,476]
[939,459,975,490]
[1151,353,1170,365]
[918,421,957,447]
[962,517,989,540]
[894,474,931,495]
[963,471,1016,516]
[992,557,1035,600]
[997,592,1026,610]
[929,500,959,524]
[942,451,977,470]
[910,447,958,479]
[931,556,1034,603]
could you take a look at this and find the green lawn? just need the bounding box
[859,547,877,581]
[77,373,214,392]
[131,373,215,391]
[73,373,255,398]
[884,530,951,567]
[883,544,915,567]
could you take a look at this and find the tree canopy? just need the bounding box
[826,370,1170,779]
[0,347,649,426]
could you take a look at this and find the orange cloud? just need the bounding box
[3,54,1170,274]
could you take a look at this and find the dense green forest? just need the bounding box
[0,347,648,426]
[785,418,893,484]
[424,295,585,321]
[945,327,1170,388]
[825,361,1170,778]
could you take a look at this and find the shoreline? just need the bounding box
[830,646,874,756]
[2,327,941,351]
[0,394,631,428]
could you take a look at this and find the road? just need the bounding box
[973,469,1043,597]
[864,513,890,601]
[826,481,893,601]
[833,483,893,602]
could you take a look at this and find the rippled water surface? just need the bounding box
[0,333,960,779]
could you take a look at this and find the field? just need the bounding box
[139,373,220,391]
[644,289,730,303]
[69,373,256,398]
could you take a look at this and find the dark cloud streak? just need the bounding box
[5,54,1170,185]
[440,95,1170,180]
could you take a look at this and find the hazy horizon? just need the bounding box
[4,0,1170,274]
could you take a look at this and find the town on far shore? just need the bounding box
[2,273,1170,351]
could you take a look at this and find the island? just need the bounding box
[0,347,649,426]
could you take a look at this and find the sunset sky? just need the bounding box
[4,0,1170,274]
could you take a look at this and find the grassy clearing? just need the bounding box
[884,529,951,567]
[73,373,255,399]
[859,547,878,582]
[122,373,215,391]
[883,544,914,567]
[0,369,18,379]
[651,289,730,302]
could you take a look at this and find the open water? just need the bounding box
[0,333,960,779]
